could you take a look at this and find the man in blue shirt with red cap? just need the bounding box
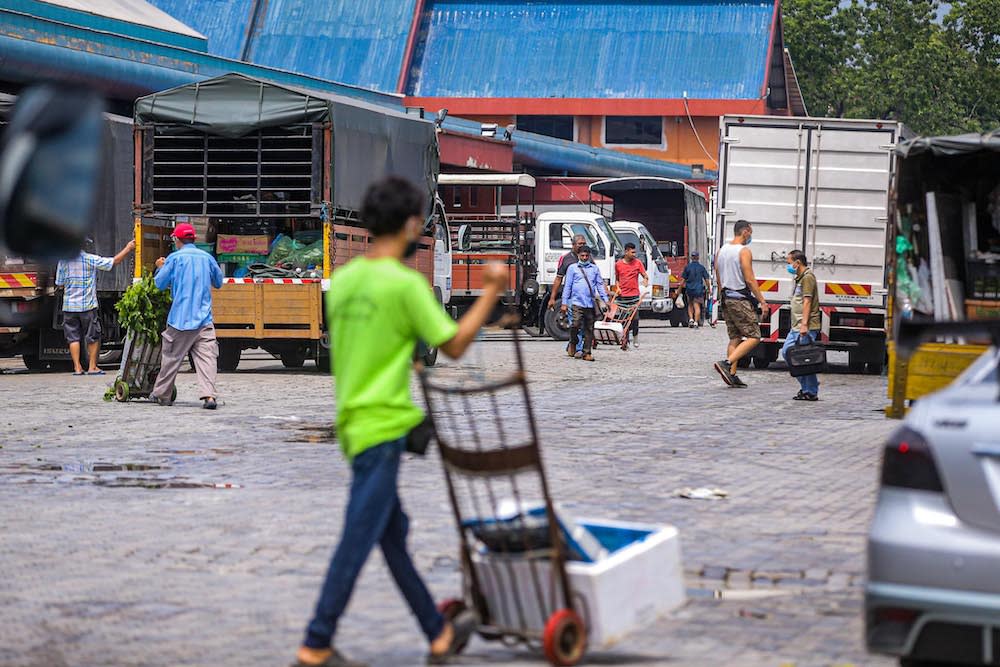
[149,222,224,409]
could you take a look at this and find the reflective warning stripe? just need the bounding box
[757,279,779,293]
[824,282,872,296]
[0,273,37,288]
[767,304,781,341]
[222,278,320,284]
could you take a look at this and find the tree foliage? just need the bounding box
[783,0,1000,135]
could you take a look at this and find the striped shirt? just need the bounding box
[55,252,114,312]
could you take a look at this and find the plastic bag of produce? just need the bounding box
[267,234,302,265]
[284,239,324,269]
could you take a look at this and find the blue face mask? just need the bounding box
[786,263,797,275]
[578,258,591,266]
[744,235,752,245]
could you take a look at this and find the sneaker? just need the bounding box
[150,394,173,407]
[713,360,734,386]
[802,392,818,401]
[730,375,748,388]
[688,319,696,327]
[203,397,218,410]
[792,390,807,401]
[631,338,639,349]
[582,354,595,362]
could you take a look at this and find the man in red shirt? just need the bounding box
[615,242,648,348]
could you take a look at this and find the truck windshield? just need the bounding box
[639,227,664,261]
[594,216,625,259]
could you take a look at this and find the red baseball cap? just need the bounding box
[171,223,196,240]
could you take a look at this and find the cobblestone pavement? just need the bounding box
[0,321,896,667]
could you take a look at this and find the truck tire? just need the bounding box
[22,354,43,371]
[751,357,771,370]
[280,348,307,368]
[736,357,751,369]
[544,304,571,341]
[217,341,241,372]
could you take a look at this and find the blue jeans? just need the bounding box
[304,438,444,648]
[782,330,821,395]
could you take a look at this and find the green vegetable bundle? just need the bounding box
[115,274,172,343]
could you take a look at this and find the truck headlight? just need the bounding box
[523,278,539,297]
[652,285,664,298]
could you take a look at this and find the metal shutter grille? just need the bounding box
[151,125,315,216]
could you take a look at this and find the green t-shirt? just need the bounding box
[791,269,822,330]
[326,257,458,460]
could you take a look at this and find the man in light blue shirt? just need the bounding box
[559,245,608,361]
[55,239,134,375]
[149,223,224,409]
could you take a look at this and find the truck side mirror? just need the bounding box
[0,85,104,260]
[457,224,471,251]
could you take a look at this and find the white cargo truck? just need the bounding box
[716,115,901,373]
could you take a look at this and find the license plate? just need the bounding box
[827,350,849,365]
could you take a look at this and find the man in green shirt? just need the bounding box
[781,249,823,401]
[294,177,507,667]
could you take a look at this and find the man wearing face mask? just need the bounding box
[293,177,508,667]
[781,249,822,401]
[713,219,767,387]
[560,245,608,361]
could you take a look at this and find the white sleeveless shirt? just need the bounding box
[716,242,747,291]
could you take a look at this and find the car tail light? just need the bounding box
[652,285,664,298]
[880,426,944,492]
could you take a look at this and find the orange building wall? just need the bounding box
[463,114,720,169]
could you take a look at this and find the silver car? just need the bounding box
[866,347,1000,665]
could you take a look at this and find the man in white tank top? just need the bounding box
[713,219,767,387]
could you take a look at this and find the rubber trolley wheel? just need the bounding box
[113,379,130,402]
[543,609,586,666]
[437,598,471,654]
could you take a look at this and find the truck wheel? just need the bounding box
[280,348,307,368]
[217,342,241,372]
[544,304,571,341]
[737,357,751,369]
[751,357,771,369]
[22,354,43,371]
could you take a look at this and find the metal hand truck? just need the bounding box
[593,293,645,350]
[112,333,174,402]
[418,323,588,666]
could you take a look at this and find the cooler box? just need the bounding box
[472,519,684,648]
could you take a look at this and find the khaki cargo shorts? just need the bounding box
[723,298,761,340]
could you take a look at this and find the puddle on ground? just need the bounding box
[281,422,336,444]
[0,460,238,489]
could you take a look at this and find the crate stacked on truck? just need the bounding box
[131,73,441,370]
[1,92,135,370]
[716,115,901,372]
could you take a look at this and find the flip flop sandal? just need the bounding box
[87,370,106,375]
[72,371,85,376]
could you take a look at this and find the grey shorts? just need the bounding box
[63,309,101,344]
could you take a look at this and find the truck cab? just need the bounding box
[609,221,671,314]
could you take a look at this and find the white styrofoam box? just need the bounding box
[485,499,606,563]
[471,519,684,648]
[594,321,625,344]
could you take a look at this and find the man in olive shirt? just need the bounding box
[781,250,822,401]
[294,177,508,667]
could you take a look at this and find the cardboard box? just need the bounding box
[216,234,270,255]
[966,299,1000,320]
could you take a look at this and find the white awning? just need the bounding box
[438,173,536,188]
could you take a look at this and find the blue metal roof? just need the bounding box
[407,0,776,99]
[145,0,255,59]
[146,0,417,92]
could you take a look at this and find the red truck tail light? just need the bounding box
[880,427,944,492]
